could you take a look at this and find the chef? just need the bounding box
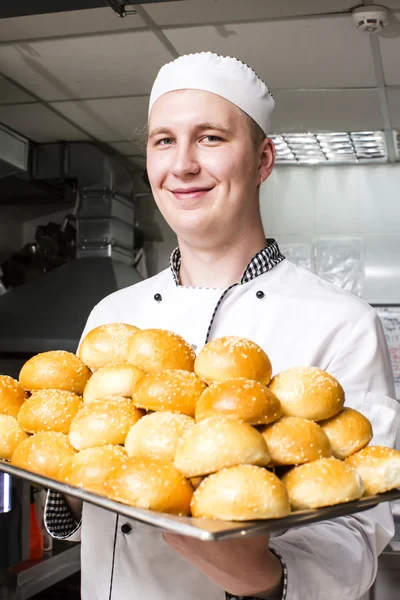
[45,52,399,600]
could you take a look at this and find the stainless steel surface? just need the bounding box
[0,142,143,355]
[0,256,142,353]
[1,461,400,542]
[0,543,81,600]
[76,188,135,264]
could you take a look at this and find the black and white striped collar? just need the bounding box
[169,239,285,287]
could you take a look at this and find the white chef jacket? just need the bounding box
[45,244,400,600]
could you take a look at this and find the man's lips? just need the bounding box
[170,187,214,199]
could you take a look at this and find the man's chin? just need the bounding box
[174,221,217,244]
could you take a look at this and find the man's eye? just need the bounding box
[157,138,174,146]
[204,135,223,143]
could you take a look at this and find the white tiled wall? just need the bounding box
[260,164,400,304]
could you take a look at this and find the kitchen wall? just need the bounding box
[261,163,400,304]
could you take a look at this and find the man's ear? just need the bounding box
[258,138,275,186]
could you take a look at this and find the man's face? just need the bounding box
[147,89,274,246]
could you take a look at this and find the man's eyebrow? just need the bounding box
[196,122,233,134]
[148,126,171,139]
[148,122,233,139]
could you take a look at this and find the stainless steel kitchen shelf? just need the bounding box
[0,542,80,600]
[1,460,400,542]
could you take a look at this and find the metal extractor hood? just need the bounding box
[0,139,143,353]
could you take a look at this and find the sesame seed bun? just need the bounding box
[194,336,272,385]
[17,389,83,435]
[319,408,373,460]
[195,378,281,425]
[127,329,195,373]
[132,370,206,417]
[0,375,27,418]
[191,465,290,520]
[59,445,127,494]
[0,414,29,460]
[260,416,332,466]
[11,431,76,479]
[68,400,143,450]
[78,323,139,371]
[124,411,195,462]
[83,362,144,403]
[269,367,344,421]
[174,417,271,478]
[19,351,91,395]
[282,457,364,510]
[345,445,400,496]
[104,456,193,515]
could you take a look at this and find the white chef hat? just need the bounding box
[149,52,275,135]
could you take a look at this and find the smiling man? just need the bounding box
[45,52,399,600]
[147,86,271,288]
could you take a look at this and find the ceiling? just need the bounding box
[0,0,399,171]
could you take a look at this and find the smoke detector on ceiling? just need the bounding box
[352,5,390,33]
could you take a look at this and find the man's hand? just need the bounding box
[163,532,282,597]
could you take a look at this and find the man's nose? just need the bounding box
[170,143,200,177]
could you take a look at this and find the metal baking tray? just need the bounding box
[1,460,400,541]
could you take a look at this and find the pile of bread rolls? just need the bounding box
[1,323,400,522]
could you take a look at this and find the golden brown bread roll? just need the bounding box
[124,411,195,461]
[78,322,139,371]
[69,400,143,450]
[19,351,91,395]
[83,362,144,403]
[194,336,272,385]
[195,378,281,425]
[260,416,332,466]
[191,465,290,520]
[11,431,75,479]
[132,370,206,417]
[104,456,193,515]
[17,390,83,435]
[345,446,400,495]
[127,329,195,373]
[0,414,29,460]
[319,408,373,460]
[0,376,27,418]
[59,445,127,494]
[174,417,270,478]
[282,457,364,509]
[269,366,344,421]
